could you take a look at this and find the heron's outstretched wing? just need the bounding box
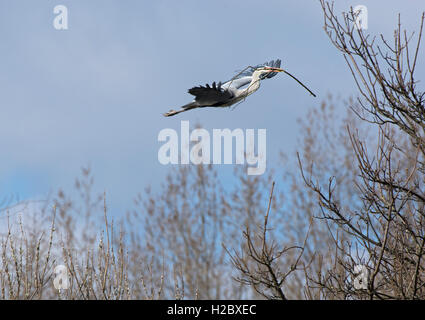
[188,81,234,106]
[220,76,251,90]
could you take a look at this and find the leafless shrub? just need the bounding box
[225,182,312,300]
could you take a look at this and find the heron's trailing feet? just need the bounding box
[164,102,198,117]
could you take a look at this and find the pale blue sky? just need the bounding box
[0,0,424,215]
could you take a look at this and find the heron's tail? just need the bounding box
[163,102,198,117]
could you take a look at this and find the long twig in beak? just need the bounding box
[280,69,317,97]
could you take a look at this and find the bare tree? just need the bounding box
[295,1,425,299]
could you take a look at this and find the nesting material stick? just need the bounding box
[283,70,317,97]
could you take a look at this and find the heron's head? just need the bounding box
[254,66,285,79]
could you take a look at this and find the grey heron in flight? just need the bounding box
[163,59,316,117]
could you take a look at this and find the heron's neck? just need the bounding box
[244,71,262,96]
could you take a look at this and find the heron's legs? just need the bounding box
[163,105,199,117]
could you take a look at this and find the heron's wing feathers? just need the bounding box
[188,82,234,106]
[221,76,252,90]
[237,59,282,80]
